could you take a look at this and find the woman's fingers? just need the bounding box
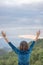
[1,31,6,37]
[36,30,40,37]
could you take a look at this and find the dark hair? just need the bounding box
[19,41,28,51]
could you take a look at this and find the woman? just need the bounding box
[1,30,40,65]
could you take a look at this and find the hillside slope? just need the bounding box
[0,39,43,65]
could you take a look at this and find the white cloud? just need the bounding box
[0,0,43,7]
[18,34,43,39]
[0,27,43,39]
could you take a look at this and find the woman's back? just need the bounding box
[1,30,40,65]
[8,41,35,65]
[18,50,30,64]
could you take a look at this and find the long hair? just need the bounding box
[19,41,28,51]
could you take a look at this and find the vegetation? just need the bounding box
[0,39,43,65]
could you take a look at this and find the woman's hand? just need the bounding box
[36,30,40,37]
[1,31,9,43]
[35,30,40,41]
[1,31,6,38]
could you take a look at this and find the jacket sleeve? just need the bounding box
[29,41,35,53]
[8,42,20,54]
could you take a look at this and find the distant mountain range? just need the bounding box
[0,47,12,56]
[0,39,43,56]
[0,38,31,49]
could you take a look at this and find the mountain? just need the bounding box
[0,39,43,65]
[0,49,7,55]
[29,39,43,49]
[0,39,43,56]
[0,47,12,56]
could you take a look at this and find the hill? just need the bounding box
[29,39,43,65]
[0,39,43,65]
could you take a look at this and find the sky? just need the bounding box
[0,0,43,48]
[0,0,43,6]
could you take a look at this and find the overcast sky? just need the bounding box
[0,0,43,48]
[0,0,43,38]
[0,0,43,6]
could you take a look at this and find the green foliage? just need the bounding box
[0,52,18,65]
[0,39,43,65]
[30,39,43,65]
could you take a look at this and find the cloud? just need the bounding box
[18,34,43,39]
[0,27,43,35]
[0,17,43,28]
[0,0,43,38]
[0,0,43,48]
[0,0,43,7]
[18,35,36,39]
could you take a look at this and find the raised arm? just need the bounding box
[1,31,20,54]
[1,31,9,43]
[34,30,40,41]
[29,30,40,53]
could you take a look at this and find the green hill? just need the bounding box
[29,39,43,65]
[0,39,43,65]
